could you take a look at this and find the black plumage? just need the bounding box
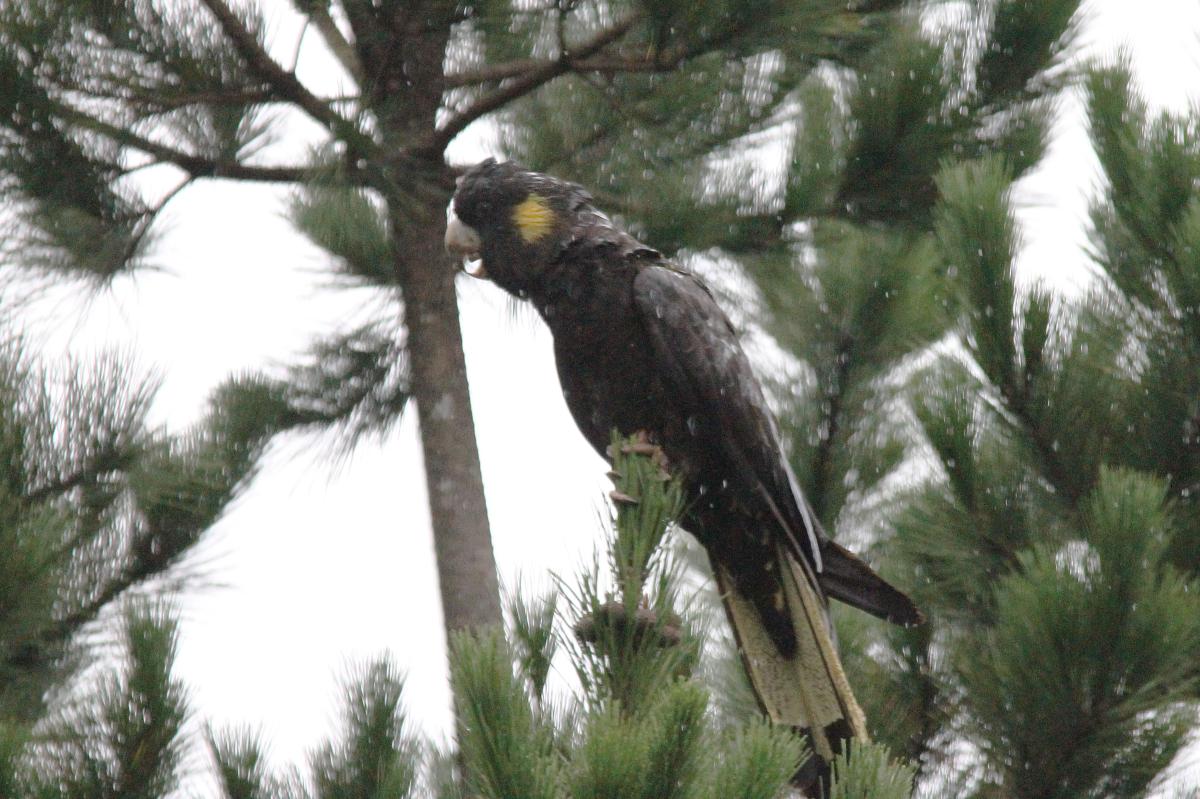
[446,159,922,785]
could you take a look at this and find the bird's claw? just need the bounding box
[609,490,639,506]
[606,431,671,481]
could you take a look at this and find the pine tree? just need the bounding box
[196,437,914,799]
[0,435,914,797]
[0,0,930,647]
[1,3,931,793]
[0,326,279,795]
[0,0,503,640]
[500,0,1200,794]
[6,1,1197,796]
[879,62,1200,796]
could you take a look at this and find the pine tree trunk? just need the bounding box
[396,213,502,634]
[378,3,502,635]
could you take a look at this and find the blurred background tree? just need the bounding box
[0,327,279,795]
[3,0,1199,796]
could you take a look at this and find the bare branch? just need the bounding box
[197,0,373,158]
[420,12,642,155]
[444,58,546,88]
[444,50,686,88]
[301,1,364,86]
[70,112,315,183]
[566,51,690,75]
[165,157,311,183]
[111,86,275,110]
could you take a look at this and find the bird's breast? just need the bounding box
[547,297,680,460]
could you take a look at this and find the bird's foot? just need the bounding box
[613,430,670,473]
[609,489,639,506]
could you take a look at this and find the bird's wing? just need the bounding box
[634,263,871,778]
[632,264,823,572]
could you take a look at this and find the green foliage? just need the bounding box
[290,176,395,287]
[962,470,1200,798]
[841,21,952,224]
[15,601,192,799]
[0,332,265,726]
[900,371,1045,623]
[976,0,1081,103]
[0,0,267,282]
[206,656,426,799]
[499,1,912,253]
[0,47,153,281]
[605,435,685,609]
[579,683,706,799]
[760,224,948,521]
[1172,196,1200,344]
[784,76,844,218]
[208,728,285,799]
[450,629,564,799]
[510,0,1078,255]
[565,436,697,716]
[449,438,877,799]
[1086,61,1200,294]
[827,742,915,799]
[1081,59,1200,578]
[310,659,420,799]
[505,585,559,701]
[935,156,1019,393]
[0,723,30,799]
[0,330,288,798]
[274,320,412,454]
[867,63,1200,795]
[697,721,803,799]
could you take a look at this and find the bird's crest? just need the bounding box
[512,193,556,243]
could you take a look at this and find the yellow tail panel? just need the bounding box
[716,544,867,761]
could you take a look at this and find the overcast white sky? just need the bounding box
[17,0,1200,794]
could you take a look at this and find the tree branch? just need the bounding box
[45,567,150,652]
[89,85,275,110]
[198,0,374,158]
[70,111,315,183]
[443,47,690,88]
[809,335,854,523]
[301,1,365,86]
[444,58,547,88]
[24,461,115,508]
[198,0,329,122]
[421,12,642,154]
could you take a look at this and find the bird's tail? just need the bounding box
[713,541,867,768]
[818,539,925,627]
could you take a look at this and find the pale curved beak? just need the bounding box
[444,203,487,278]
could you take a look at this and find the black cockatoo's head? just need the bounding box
[444,159,590,295]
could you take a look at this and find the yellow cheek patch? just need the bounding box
[512,193,557,243]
